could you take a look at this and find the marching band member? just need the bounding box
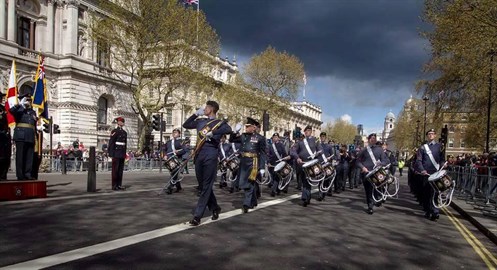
[317,132,334,200]
[291,125,323,206]
[229,138,242,193]
[415,128,445,221]
[230,117,267,213]
[268,132,291,197]
[164,128,186,194]
[356,133,389,214]
[183,100,232,226]
[218,134,233,189]
[335,144,351,193]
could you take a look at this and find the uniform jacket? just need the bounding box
[9,104,37,143]
[415,141,445,174]
[318,141,334,163]
[182,114,232,158]
[219,141,234,160]
[230,132,267,170]
[165,138,186,159]
[108,127,127,159]
[268,141,288,165]
[290,136,323,163]
[356,145,389,171]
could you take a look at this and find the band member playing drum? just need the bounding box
[230,117,267,213]
[218,134,233,189]
[356,133,389,214]
[183,100,232,226]
[291,125,323,207]
[164,128,186,194]
[415,128,445,221]
[317,132,334,200]
[268,132,291,197]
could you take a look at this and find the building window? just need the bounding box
[448,138,454,148]
[449,126,455,133]
[96,40,110,67]
[389,124,392,129]
[460,140,465,148]
[97,97,108,124]
[17,17,35,49]
[460,126,466,133]
[166,109,173,125]
[390,119,393,122]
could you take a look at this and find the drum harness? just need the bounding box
[302,137,325,187]
[424,144,454,208]
[271,143,294,190]
[366,146,399,202]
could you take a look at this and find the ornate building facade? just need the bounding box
[0,0,322,151]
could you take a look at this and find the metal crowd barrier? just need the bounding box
[447,165,497,218]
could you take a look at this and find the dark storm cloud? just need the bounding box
[201,0,430,89]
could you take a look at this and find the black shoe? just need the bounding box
[166,188,173,195]
[189,217,201,226]
[242,205,249,213]
[118,186,126,190]
[424,212,431,219]
[212,207,221,220]
[317,196,324,201]
[175,187,182,193]
[430,213,440,221]
[367,208,373,215]
[302,200,308,207]
[374,202,382,207]
[270,192,276,197]
[112,186,119,191]
[282,189,288,194]
[229,187,234,193]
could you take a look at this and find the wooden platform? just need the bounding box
[0,180,47,201]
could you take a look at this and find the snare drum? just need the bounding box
[428,170,453,192]
[321,162,335,177]
[303,159,323,178]
[226,157,240,172]
[365,166,390,186]
[164,155,181,172]
[274,161,292,179]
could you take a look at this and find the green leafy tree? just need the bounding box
[322,119,356,145]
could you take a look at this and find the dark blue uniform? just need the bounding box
[108,126,127,189]
[228,142,241,192]
[415,141,445,218]
[317,140,334,199]
[165,137,186,193]
[183,114,231,221]
[10,103,37,180]
[268,140,289,196]
[0,103,11,180]
[291,136,323,205]
[356,145,389,211]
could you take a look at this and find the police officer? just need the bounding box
[291,125,323,206]
[10,93,37,180]
[183,100,231,226]
[0,92,12,180]
[230,117,267,213]
[268,132,291,197]
[317,132,334,200]
[164,128,186,194]
[415,128,445,221]
[108,116,127,190]
[356,133,389,214]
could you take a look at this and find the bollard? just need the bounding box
[62,154,67,175]
[87,146,96,192]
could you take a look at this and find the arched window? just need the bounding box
[97,97,108,124]
[389,124,392,129]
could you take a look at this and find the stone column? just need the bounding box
[64,0,79,55]
[29,21,34,49]
[7,0,15,41]
[0,0,5,39]
[46,0,54,52]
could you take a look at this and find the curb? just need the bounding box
[450,200,497,246]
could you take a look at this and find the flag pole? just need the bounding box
[196,0,199,46]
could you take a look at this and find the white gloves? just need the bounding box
[205,131,213,140]
[195,107,205,116]
[235,123,242,133]
[36,125,43,132]
[20,97,27,108]
[259,169,265,176]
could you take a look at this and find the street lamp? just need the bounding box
[486,50,495,153]
[423,95,429,139]
[415,120,420,147]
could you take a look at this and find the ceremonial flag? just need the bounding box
[184,0,199,5]
[5,60,18,128]
[32,55,49,120]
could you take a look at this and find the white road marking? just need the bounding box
[0,193,302,270]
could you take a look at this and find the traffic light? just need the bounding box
[152,114,160,131]
[263,111,270,132]
[42,122,51,133]
[295,126,301,139]
[53,124,60,134]
[440,125,448,145]
[349,144,355,152]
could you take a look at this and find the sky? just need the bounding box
[199,0,431,134]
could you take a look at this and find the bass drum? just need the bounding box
[274,161,292,179]
[164,155,181,172]
[428,170,453,192]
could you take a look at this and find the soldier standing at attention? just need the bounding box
[109,117,127,190]
[183,100,232,226]
[10,93,37,180]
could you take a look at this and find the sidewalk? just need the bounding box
[451,196,497,245]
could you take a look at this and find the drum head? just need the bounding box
[275,161,287,172]
[428,170,447,181]
[303,159,319,168]
[365,166,381,179]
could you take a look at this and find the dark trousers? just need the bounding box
[15,141,34,180]
[112,157,125,188]
[270,167,280,194]
[0,158,9,180]
[243,181,258,207]
[422,175,439,215]
[167,168,182,190]
[32,154,42,180]
[362,175,380,209]
[193,155,219,219]
[298,167,312,202]
[399,168,404,176]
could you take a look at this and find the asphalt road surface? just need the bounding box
[1,173,496,270]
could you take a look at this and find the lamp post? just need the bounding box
[415,120,420,147]
[423,95,429,139]
[486,50,495,153]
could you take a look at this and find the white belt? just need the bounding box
[116,142,126,146]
